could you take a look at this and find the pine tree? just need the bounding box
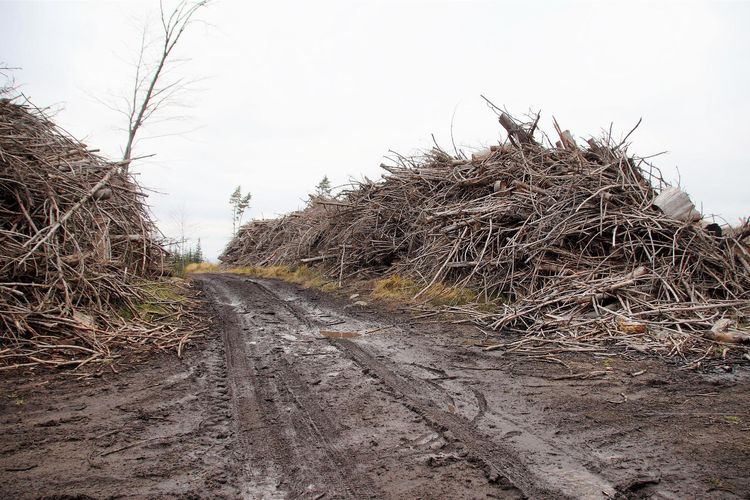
[195,238,203,263]
[230,185,252,236]
[315,175,332,197]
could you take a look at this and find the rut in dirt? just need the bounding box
[2,273,747,499]
[196,273,617,499]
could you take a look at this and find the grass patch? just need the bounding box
[218,266,481,310]
[225,265,337,291]
[371,275,417,301]
[185,262,219,273]
[371,274,475,307]
[118,280,187,322]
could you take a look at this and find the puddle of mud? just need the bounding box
[320,330,360,339]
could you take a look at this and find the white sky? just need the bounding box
[2,0,749,260]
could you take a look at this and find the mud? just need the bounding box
[1,273,748,499]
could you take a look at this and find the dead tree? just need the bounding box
[122,0,209,169]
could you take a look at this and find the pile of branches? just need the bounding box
[0,95,195,370]
[221,110,750,362]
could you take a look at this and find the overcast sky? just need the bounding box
[3,0,749,260]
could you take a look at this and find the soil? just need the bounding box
[1,273,748,499]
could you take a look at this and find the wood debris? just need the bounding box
[220,110,749,362]
[0,94,199,370]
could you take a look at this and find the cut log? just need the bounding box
[653,187,701,223]
[493,180,509,193]
[560,130,577,151]
[707,319,750,344]
[300,255,336,263]
[499,113,534,145]
[112,234,143,242]
[708,330,750,344]
[617,317,647,334]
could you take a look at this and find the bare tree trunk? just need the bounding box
[122,0,208,170]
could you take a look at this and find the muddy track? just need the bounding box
[202,275,377,499]
[332,337,609,498]
[199,274,615,499]
[270,278,621,498]
[2,273,748,499]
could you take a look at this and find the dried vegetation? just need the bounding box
[0,95,201,371]
[221,110,750,363]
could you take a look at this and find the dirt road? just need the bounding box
[1,273,748,499]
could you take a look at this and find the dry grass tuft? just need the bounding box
[185,262,219,273]
[371,275,475,306]
[222,265,336,291]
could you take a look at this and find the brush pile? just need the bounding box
[222,110,750,362]
[0,95,193,370]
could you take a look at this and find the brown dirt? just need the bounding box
[1,273,748,499]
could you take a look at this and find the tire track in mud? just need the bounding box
[201,277,288,497]
[246,277,617,500]
[330,338,617,499]
[200,274,616,499]
[0,311,243,498]
[200,276,377,499]
[1,273,744,499]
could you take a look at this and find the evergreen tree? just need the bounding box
[195,238,203,263]
[230,185,252,236]
[315,175,332,197]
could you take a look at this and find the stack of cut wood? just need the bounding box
[0,95,192,370]
[221,110,750,361]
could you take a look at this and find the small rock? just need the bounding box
[428,439,446,450]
